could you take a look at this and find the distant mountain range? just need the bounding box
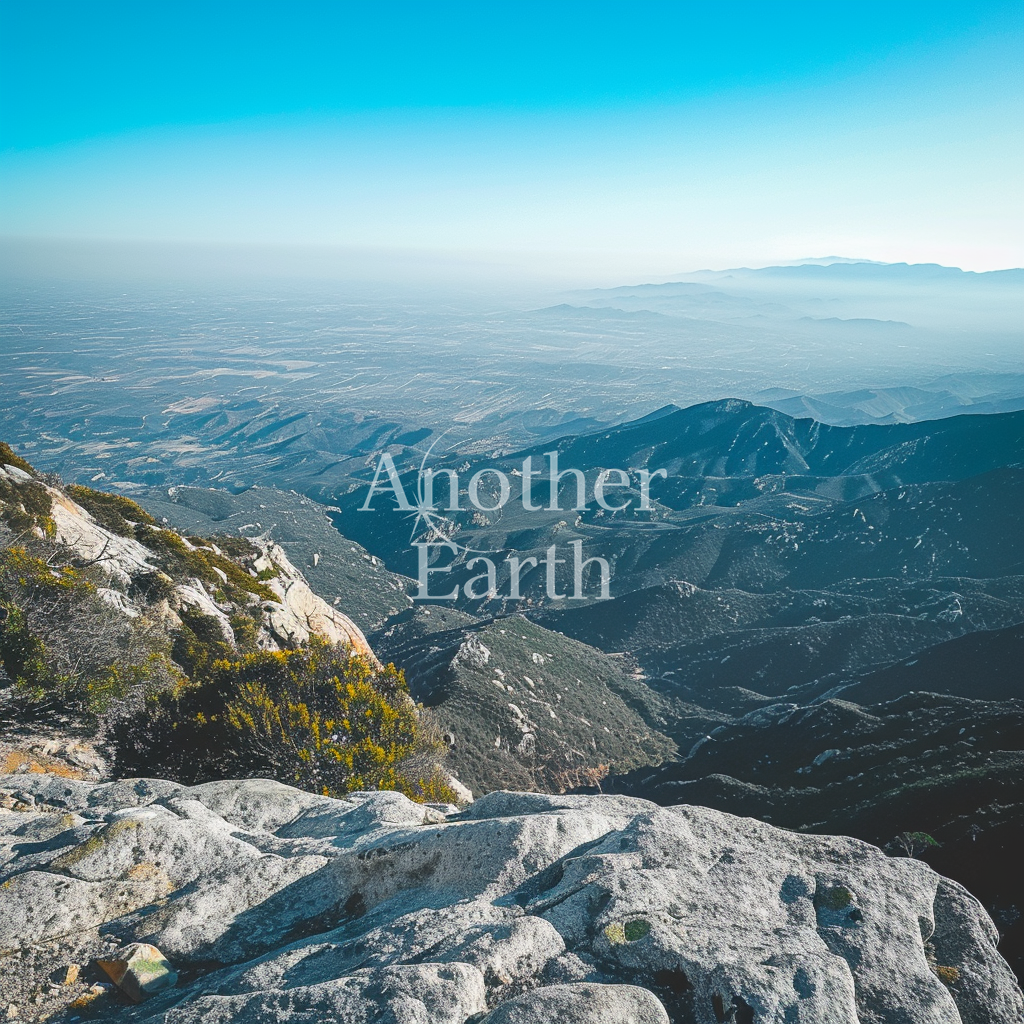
[754,375,1024,425]
[566,257,1022,338]
[2,257,1021,502]
[684,259,1024,284]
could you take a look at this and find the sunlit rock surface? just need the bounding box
[0,776,1019,1023]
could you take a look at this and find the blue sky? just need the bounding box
[1,1,1021,277]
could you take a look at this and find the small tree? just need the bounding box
[886,831,940,858]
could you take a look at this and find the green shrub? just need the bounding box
[604,919,651,945]
[208,533,254,559]
[135,525,215,577]
[886,831,940,858]
[0,442,36,476]
[171,608,235,682]
[111,640,457,803]
[815,884,854,912]
[134,526,278,604]
[0,442,55,535]
[204,550,279,603]
[0,548,93,698]
[132,570,176,603]
[222,645,419,795]
[66,484,157,536]
[229,610,261,653]
[0,476,55,537]
[0,602,49,695]
[0,547,173,719]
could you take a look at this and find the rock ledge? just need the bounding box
[0,776,1019,1023]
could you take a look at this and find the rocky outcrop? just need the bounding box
[0,775,1019,1023]
[47,488,157,585]
[1,461,376,663]
[136,483,414,633]
[254,540,379,663]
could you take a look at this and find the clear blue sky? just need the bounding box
[1,1,1021,276]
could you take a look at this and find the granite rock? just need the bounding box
[0,776,1019,1023]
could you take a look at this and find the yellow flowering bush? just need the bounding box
[111,639,458,803]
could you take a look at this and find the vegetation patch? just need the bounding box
[0,476,54,537]
[886,831,940,858]
[171,608,235,682]
[229,609,262,653]
[0,452,457,810]
[0,442,37,477]
[1,750,84,779]
[0,546,178,720]
[815,884,854,912]
[50,818,141,871]
[111,639,457,804]
[66,484,157,536]
[208,533,256,559]
[134,526,278,604]
[604,918,651,944]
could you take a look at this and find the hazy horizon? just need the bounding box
[2,236,1021,300]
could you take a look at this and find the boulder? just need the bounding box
[256,540,380,662]
[97,943,178,1002]
[47,488,156,583]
